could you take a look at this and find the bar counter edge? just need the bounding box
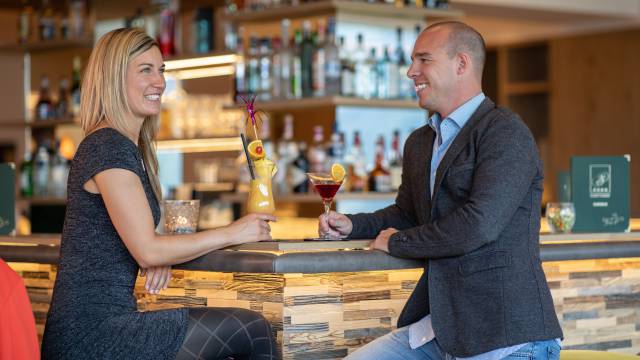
[2,233,640,273]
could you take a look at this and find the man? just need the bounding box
[319,22,563,360]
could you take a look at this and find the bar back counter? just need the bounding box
[2,232,640,358]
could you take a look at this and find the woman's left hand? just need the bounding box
[140,266,172,294]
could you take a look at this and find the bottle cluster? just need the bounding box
[17,0,88,43]
[20,139,71,199]
[35,56,82,121]
[234,18,421,102]
[252,115,404,194]
[227,0,449,13]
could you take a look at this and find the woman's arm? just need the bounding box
[93,168,275,268]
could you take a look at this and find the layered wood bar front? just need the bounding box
[3,234,640,358]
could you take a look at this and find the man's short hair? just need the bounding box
[426,21,486,78]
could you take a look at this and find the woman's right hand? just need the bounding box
[225,213,277,245]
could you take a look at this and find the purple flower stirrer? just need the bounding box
[240,94,260,141]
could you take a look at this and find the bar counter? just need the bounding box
[3,233,640,358]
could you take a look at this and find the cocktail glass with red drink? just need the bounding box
[307,171,344,240]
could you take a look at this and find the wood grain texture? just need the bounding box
[549,29,640,217]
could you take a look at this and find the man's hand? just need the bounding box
[370,228,398,253]
[318,211,353,239]
[140,266,172,294]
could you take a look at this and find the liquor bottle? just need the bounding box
[411,24,421,99]
[308,126,327,173]
[279,19,293,99]
[20,151,33,197]
[353,34,369,98]
[368,135,392,192]
[291,142,309,193]
[127,8,145,29]
[437,0,449,9]
[346,131,366,192]
[365,48,378,99]
[389,130,403,190]
[194,7,213,54]
[291,29,303,99]
[70,56,82,117]
[39,0,55,41]
[234,37,246,103]
[33,145,50,196]
[271,36,282,99]
[259,37,272,100]
[324,17,341,96]
[68,0,86,39]
[159,4,176,57]
[56,78,70,119]
[327,127,345,169]
[259,115,275,162]
[247,36,260,95]
[36,76,53,121]
[276,114,297,193]
[339,36,355,97]
[396,27,412,99]
[377,46,393,99]
[17,0,33,43]
[300,20,314,98]
[49,140,69,198]
[385,45,400,99]
[312,21,326,97]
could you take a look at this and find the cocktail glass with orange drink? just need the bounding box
[307,164,346,239]
[247,139,277,215]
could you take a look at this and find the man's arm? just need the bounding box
[388,112,540,259]
[346,132,421,239]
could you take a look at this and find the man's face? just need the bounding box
[125,46,166,120]
[407,28,458,114]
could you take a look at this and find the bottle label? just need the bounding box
[374,175,392,192]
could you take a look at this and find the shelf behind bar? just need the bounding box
[225,0,463,22]
[0,39,93,53]
[19,197,67,206]
[1,118,78,128]
[226,96,419,111]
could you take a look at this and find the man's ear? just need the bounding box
[456,52,472,75]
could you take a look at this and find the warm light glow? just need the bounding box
[164,54,237,70]
[59,135,76,160]
[168,65,235,80]
[156,137,242,153]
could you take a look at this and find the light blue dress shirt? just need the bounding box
[408,92,530,359]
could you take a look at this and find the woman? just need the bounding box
[41,28,279,360]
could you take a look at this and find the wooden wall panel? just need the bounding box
[549,29,640,217]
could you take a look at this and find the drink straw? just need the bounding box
[240,133,256,180]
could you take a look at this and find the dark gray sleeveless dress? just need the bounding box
[41,128,188,359]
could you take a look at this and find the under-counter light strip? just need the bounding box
[169,65,235,80]
[164,54,237,70]
[156,137,242,153]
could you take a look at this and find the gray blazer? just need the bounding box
[347,98,563,357]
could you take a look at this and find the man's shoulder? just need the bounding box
[405,124,431,144]
[481,105,532,137]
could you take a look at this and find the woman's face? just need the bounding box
[125,46,165,120]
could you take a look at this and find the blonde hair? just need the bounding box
[80,28,162,201]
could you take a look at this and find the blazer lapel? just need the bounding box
[417,127,435,224]
[430,98,495,210]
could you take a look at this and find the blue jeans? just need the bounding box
[344,326,561,360]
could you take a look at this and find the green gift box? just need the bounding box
[0,163,16,235]
[570,155,630,233]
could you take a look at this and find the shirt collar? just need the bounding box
[428,92,486,131]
